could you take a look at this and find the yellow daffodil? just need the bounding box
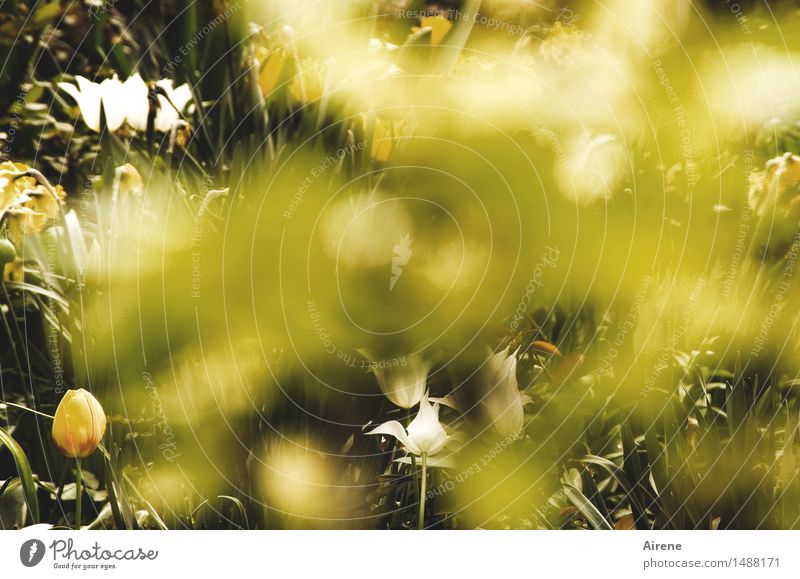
[2,258,23,282]
[0,161,66,246]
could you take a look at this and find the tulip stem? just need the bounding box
[418,453,427,530]
[74,458,82,530]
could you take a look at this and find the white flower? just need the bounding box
[367,393,449,456]
[124,74,192,132]
[59,73,192,133]
[58,75,126,132]
[362,351,430,409]
[478,347,530,438]
[58,76,98,130]
[121,73,150,132]
[152,79,193,132]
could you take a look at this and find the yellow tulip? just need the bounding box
[420,15,452,46]
[51,389,106,458]
[258,48,287,97]
[290,59,326,104]
[370,119,393,163]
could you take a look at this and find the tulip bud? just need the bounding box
[84,239,103,285]
[258,48,287,97]
[370,119,393,163]
[361,351,431,409]
[419,16,452,46]
[749,152,800,259]
[290,59,327,104]
[0,238,16,266]
[477,347,528,439]
[113,163,143,199]
[52,389,106,458]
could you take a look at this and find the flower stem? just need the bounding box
[74,458,82,530]
[418,453,427,530]
[1,401,53,420]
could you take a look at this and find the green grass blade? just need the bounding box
[563,482,613,530]
[580,468,612,526]
[621,421,650,529]
[430,0,482,74]
[0,426,39,524]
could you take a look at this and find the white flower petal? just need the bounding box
[479,347,526,438]
[57,81,82,103]
[99,75,126,131]
[429,394,460,411]
[154,78,175,92]
[59,76,102,132]
[406,394,449,455]
[153,79,193,132]
[368,353,430,408]
[75,77,103,132]
[366,420,418,454]
[154,94,179,132]
[169,83,192,112]
[122,73,149,131]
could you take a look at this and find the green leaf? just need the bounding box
[580,468,612,526]
[621,421,650,529]
[103,444,135,530]
[430,0,482,74]
[576,455,651,525]
[0,426,39,524]
[563,482,613,530]
[32,2,62,27]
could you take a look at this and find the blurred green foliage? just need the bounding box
[1,0,800,530]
